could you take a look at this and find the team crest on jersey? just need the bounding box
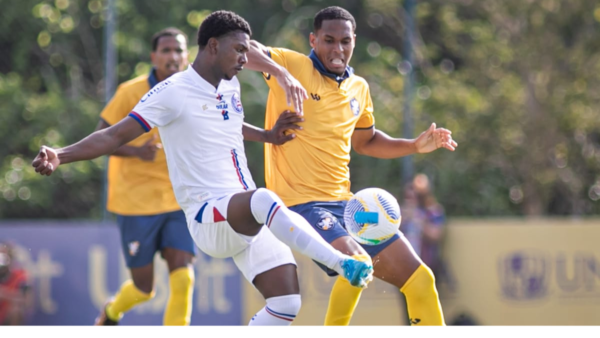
[316,213,337,231]
[350,98,360,116]
[128,241,140,256]
[231,93,243,113]
[140,80,172,103]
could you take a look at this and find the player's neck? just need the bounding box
[191,56,221,89]
[154,70,168,83]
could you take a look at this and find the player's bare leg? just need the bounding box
[249,264,301,324]
[130,264,154,293]
[370,236,420,287]
[252,264,300,298]
[329,236,368,256]
[162,248,195,325]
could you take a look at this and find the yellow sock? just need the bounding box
[324,276,363,325]
[324,255,370,326]
[163,267,194,326]
[400,264,445,325]
[106,280,154,321]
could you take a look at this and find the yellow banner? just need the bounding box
[438,218,600,325]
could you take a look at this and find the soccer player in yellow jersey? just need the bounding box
[93,28,196,326]
[246,6,457,325]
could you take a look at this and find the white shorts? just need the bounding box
[187,193,296,283]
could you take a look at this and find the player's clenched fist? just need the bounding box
[32,146,60,176]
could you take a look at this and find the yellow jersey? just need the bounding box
[264,48,375,207]
[100,71,179,215]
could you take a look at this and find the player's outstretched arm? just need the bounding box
[242,110,304,145]
[95,119,161,161]
[351,123,457,159]
[246,40,308,114]
[32,117,146,176]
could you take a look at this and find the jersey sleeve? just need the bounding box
[356,85,375,129]
[99,84,132,126]
[129,80,183,131]
[264,47,309,86]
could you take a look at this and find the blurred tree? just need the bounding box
[0,0,598,219]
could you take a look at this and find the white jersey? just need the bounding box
[129,66,256,222]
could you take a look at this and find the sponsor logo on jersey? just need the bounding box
[216,100,228,110]
[140,80,172,103]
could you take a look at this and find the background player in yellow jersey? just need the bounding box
[247,6,457,325]
[93,27,196,325]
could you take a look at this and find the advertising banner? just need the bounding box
[438,219,600,325]
[0,221,242,325]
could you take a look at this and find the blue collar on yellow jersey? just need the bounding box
[147,68,159,88]
[309,49,354,84]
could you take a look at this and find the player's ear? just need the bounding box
[150,51,156,66]
[309,32,316,48]
[207,37,219,55]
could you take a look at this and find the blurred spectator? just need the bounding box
[401,174,446,276]
[398,174,447,324]
[0,242,32,325]
[412,173,446,277]
[400,182,423,257]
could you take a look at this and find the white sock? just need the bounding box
[249,294,301,326]
[250,188,346,274]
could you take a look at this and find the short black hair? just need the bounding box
[151,27,188,51]
[197,10,252,48]
[313,6,356,32]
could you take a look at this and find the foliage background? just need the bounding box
[1,0,599,219]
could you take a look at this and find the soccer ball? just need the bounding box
[344,187,401,246]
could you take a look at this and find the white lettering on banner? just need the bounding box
[89,245,110,309]
[498,250,600,302]
[194,253,237,314]
[556,252,600,296]
[12,245,64,314]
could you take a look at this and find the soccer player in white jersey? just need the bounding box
[31,10,373,326]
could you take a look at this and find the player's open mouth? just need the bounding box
[166,63,179,72]
[235,66,244,71]
[330,58,345,67]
